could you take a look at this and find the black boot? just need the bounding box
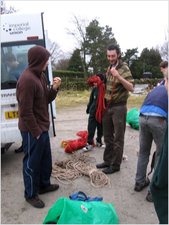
[102,166,120,174]
[14,145,23,153]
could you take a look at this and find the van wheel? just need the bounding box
[1,143,13,154]
[1,147,6,154]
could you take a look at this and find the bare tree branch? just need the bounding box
[1,0,17,14]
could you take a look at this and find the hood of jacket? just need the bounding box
[28,45,51,77]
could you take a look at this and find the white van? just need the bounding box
[1,12,56,152]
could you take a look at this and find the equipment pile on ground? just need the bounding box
[52,152,111,188]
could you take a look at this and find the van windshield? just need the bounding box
[1,44,35,89]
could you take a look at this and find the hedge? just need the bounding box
[53,70,86,78]
[52,70,163,90]
[56,77,88,90]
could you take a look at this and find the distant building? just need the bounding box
[143,71,153,78]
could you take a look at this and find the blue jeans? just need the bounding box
[21,131,52,198]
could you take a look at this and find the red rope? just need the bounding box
[87,75,106,123]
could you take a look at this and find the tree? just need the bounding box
[47,39,64,68]
[159,40,168,61]
[125,47,163,79]
[140,48,162,67]
[67,15,88,75]
[122,48,141,79]
[54,58,70,70]
[129,60,144,79]
[68,16,118,75]
[0,1,17,14]
[67,49,83,71]
[132,48,162,79]
[122,48,139,66]
[85,19,117,73]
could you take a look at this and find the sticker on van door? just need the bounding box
[5,111,18,119]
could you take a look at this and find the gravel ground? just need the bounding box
[1,105,158,224]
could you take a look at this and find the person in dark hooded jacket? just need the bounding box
[16,45,61,208]
[83,73,106,151]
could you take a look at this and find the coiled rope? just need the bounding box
[52,152,111,188]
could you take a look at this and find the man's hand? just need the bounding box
[52,77,61,91]
[110,67,134,92]
[110,68,120,78]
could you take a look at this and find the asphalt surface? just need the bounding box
[1,105,158,224]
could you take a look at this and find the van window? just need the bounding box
[1,44,35,89]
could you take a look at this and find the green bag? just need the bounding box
[126,108,139,130]
[43,197,119,224]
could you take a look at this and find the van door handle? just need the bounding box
[10,104,16,107]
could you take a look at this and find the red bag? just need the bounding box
[61,131,88,153]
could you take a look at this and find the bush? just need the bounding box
[52,70,163,91]
[53,70,86,78]
[58,77,88,91]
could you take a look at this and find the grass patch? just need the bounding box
[127,94,146,110]
[56,90,146,110]
[56,90,90,108]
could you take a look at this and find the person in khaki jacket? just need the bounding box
[96,44,134,174]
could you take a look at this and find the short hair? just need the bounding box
[107,44,121,59]
[96,73,106,82]
[160,61,168,68]
[107,44,121,55]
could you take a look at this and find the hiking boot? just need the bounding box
[83,144,93,152]
[102,166,120,174]
[26,196,45,208]
[96,162,109,169]
[134,178,150,192]
[146,191,153,202]
[39,184,59,194]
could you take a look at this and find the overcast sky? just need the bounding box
[5,0,168,55]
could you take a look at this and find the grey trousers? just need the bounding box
[102,104,127,169]
[135,115,167,184]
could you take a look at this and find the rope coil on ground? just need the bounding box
[51,152,111,188]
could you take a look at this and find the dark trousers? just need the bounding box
[150,126,168,224]
[102,104,127,169]
[87,114,103,145]
[21,131,52,198]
